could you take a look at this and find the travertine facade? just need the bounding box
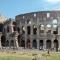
[1,11,60,51]
[2,18,19,48]
[15,11,60,51]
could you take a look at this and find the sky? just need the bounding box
[0,0,60,18]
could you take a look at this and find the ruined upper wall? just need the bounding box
[15,11,60,18]
[15,11,60,25]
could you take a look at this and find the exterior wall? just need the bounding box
[0,11,60,51]
[15,11,60,51]
[1,18,19,48]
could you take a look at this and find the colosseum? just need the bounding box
[0,11,60,51]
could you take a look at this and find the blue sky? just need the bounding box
[0,0,60,18]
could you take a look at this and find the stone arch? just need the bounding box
[26,39,31,48]
[46,40,51,49]
[39,40,43,50]
[33,39,37,49]
[17,27,20,33]
[18,35,21,47]
[54,39,58,51]
[21,40,25,47]
[6,40,9,47]
[10,40,14,47]
[33,25,37,34]
[1,35,6,47]
[27,26,31,35]
[7,26,9,32]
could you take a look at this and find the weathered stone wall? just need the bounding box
[15,11,60,51]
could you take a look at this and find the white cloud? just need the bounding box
[46,0,60,4]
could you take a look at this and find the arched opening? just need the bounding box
[22,26,25,34]
[33,39,37,49]
[33,25,37,34]
[13,21,16,31]
[39,40,43,50]
[10,40,14,47]
[46,40,51,49]
[26,39,31,48]
[27,19,31,24]
[0,23,3,32]
[17,27,20,33]
[6,40,9,47]
[7,26,9,32]
[21,40,25,47]
[1,35,6,47]
[54,39,58,51]
[39,24,44,34]
[18,35,21,47]
[27,26,31,35]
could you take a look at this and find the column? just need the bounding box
[31,18,33,48]
[58,37,60,50]
[37,17,39,50]
[0,32,2,48]
[19,22,22,47]
[37,17,39,36]
[9,38,11,48]
[58,17,60,35]
[58,22,60,50]
[10,25,14,33]
[10,21,14,33]
[30,38,32,49]
[14,31,19,48]
[51,39,54,50]
[25,21,27,48]
[44,40,46,50]
[37,39,39,49]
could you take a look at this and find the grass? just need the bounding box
[0,56,16,60]
[0,50,60,60]
[47,56,60,60]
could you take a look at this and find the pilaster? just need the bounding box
[37,17,39,36]
[0,32,2,48]
[44,39,46,50]
[14,31,19,48]
[25,21,27,48]
[37,39,39,49]
[31,18,33,48]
